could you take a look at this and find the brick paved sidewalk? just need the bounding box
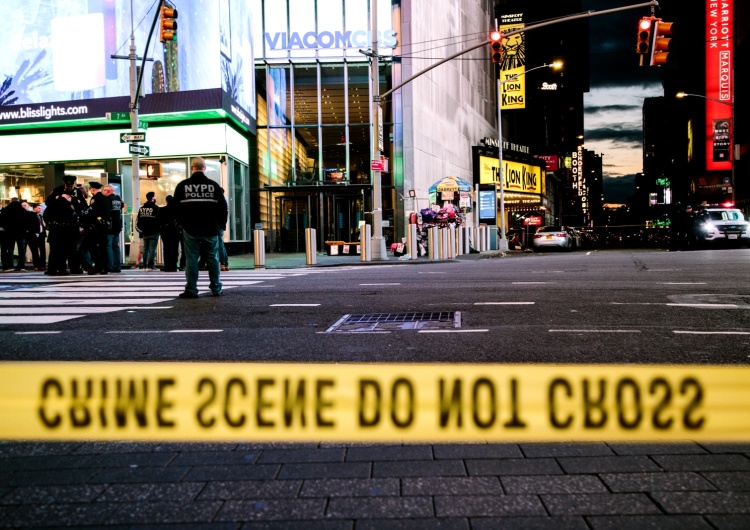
[1,442,749,528]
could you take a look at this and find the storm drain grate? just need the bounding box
[326,311,461,332]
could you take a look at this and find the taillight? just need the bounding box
[533,234,542,238]
[556,233,566,237]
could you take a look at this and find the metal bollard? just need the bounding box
[305,228,317,265]
[253,229,265,269]
[455,226,463,256]
[428,226,438,260]
[360,224,371,262]
[408,224,418,260]
[447,225,455,259]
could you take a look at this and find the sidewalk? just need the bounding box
[224,248,526,269]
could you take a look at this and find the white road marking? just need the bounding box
[474,302,535,305]
[666,303,738,308]
[660,282,707,285]
[673,330,750,335]
[170,329,223,333]
[549,329,642,333]
[0,299,174,306]
[359,283,401,286]
[419,329,488,333]
[0,316,84,324]
[0,307,134,314]
[512,282,549,285]
[15,331,62,334]
[0,289,182,296]
[270,304,321,307]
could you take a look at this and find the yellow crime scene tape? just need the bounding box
[1,362,749,442]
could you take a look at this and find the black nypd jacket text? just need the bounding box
[136,200,160,236]
[173,172,228,237]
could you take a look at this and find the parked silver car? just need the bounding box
[533,226,574,251]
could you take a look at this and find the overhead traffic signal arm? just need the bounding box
[490,30,503,64]
[650,19,673,66]
[160,5,178,43]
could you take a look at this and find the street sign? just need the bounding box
[128,144,150,156]
[138,120,149,130]
[120,133,146,143]
[371,160,385,171]
[106,112,129,121]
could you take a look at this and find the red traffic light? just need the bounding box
[160,6,178,43]
[489,30,502,64]
[636,16,653,55]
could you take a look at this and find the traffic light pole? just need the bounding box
[126,0,164,266]
[128,2,141,266]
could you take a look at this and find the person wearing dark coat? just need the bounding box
[158,195,183,272]
[25,203,46,271]
[82,182,111,274]
[136,191,160,270]
[0,198,29,271]
[103,185,124,272]
[173,157,228,298]
[45,175,87,273]
[43,192,79,276]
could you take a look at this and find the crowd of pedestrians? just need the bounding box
[1,169,229,283]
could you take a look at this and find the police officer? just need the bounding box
[45,175,87,273]
[158,195,183,272]
[103,185,124,272]
[82,182,111,274]
[43,191,79,276]
[173,157,228,298]
[136,191,160,270]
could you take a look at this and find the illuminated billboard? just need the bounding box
[0,0,256,132]
[478,155,545,195]
[705,0,733,171]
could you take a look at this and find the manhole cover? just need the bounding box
[326,311,461,332]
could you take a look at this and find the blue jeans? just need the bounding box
[183,231,222,295]
[107,233,122,272]
[142,234,159,268]
[218,229,228,266]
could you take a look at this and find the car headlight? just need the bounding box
[701,222,716,232]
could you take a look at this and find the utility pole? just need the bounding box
[128,0,141,267]
[369,0,388,260]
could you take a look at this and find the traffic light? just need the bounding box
[636,16,653,56]
[489,30,502,64]
[159,5,178,43]
[650,19,673,66]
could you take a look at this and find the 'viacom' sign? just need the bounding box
[479,155,544,194]
[265,30,397,50]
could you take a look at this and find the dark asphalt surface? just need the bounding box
[1,248,750,528]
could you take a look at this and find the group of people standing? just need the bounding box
[0,198,46,272]
[14,175,126,276]
[0,157,229,299]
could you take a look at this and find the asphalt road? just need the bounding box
[3,247,750,364]
[1,248,750,528]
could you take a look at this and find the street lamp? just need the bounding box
[496,61,563,251]
[676,91,735,206]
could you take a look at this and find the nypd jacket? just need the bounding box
[136,200,160,236]
[173,172,228,237]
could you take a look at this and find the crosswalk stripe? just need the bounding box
[0,269,331,326]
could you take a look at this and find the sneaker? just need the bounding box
[178,292,199,299]
[220,265,229,271]
[212,291,223,297]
